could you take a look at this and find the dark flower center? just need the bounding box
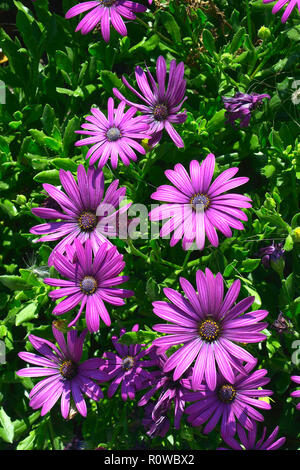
[199,319,220,342]
[80,276,98,295]
[78,211,97,232]
[191,193,210,211]
[122,355,135,371]
[218,384,236,403]
[153,104,168,121]
[100,0,116,6]
[106,127,121,142]
[60,360,78,380]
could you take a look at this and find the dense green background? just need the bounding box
[0,0,299,450]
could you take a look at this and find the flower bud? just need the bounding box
[16,194,27,205]
[258,26,271,41]
[292,227,300,243]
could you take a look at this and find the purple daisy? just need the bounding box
[222,92,270,127]
[65,1,147,43]
[152,268,268,391]
[16,325,108,418]
[75,98,151,169]
[98,324,155,400]
[263,0,300,23]
[44,239,134,332]
[30,164,131,265]
[149,153,252,251]
[258,241,285,269]
[291,375,300,410]
[113,55,187,148]
[138,350,192,431]
[142,402,170,438]
[183,362,273,438]
[220,423,286,450]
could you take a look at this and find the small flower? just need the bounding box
[149,154,252,251]
[65,0,147,42]
[291,375,300,410]
[222,92,270,127]
[258,241,285,269]
[75,98,151,169]
[142,402,170,438]
[30,164,131,265]
[64,437,87,450]
[98,324,155,400]
[113,55,187,148]
[44,239,134,332]
[270,312,293,335]
[138,350,192,431]
[220,423,286,450]
[16,325,108,418]
[183,362,273,438]
[152,268,268,391]
[263,0,300,23]
[292,226,300,242]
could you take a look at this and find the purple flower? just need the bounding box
[138,350,192,431]
[142,402,170,438]
[98,324,155,400]
[270,311,293,335]
[149,153,252,251]
[44,239,134,332]
[65,1,147,42]
[152,268,268,391]
[75,98,151,169]
[258,241,285,269]
[30,164,131,265]
[113,55,187,148]
[263,0,300,23]
[183,362,273,438]
[291,375,300,410]
[220,423,286,450]
[222,92,270,127]
[16,325,108,418]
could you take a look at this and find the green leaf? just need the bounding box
[13,411,40,441]
[15,302,38,326]
[0,407,14,444]
[0,275,30,291]
[287,25,300,41]
[100,70,123,94]
[51,158,78,172]
[240,259,261,273]
[206,110,226,133]
[63,115,80,157]
[41,104,56,135]
[33,170,60,185]
[202,29,216,54]
[160,11,181,43]
[283,234,293,252]
[55,50,73,74]
[17,430,36,450]
[230,27,246,53]
[118,330,157,345]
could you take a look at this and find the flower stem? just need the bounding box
[246,0,252,44]
[135,17,173,45]
[47,417,57,450]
